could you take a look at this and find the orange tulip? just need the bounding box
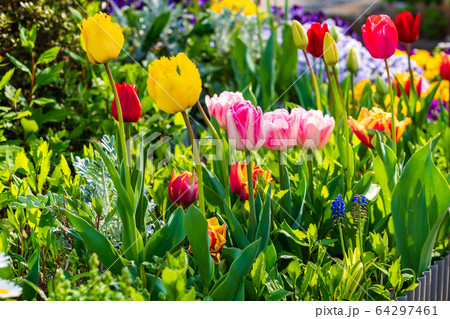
[229,161,273,201]
[348,107,412,148]
[207,217,226,264]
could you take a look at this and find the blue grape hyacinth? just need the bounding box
[331,195,345,225]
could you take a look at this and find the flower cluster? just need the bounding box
[331,195,345,225]
[351,195,368,234]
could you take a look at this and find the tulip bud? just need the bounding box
[440,52,450,81]
[330,25,340,42]
[375,75,389,95]
[111,82,142,122]
[346,47,360,74]
[292,20,308,51]
[323,33,339,67]
[168,169,198,208]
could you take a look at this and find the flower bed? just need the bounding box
[0,0,449,301]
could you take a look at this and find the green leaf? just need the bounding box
[34,61,64,90]
[64,210,128,275]
[184,205,213,289]
[223,200,250,249]
[250,252,266,291]
[255,184,272,254]
[144,208,185,261]
[269,289,292,301]
[16,277,47,301]
[0,68,15,90]
[211,238,261,301]
[36,47,60,65]
[22,250,39,300]
[6,53,31,76]
[141,12,171,52]
[391,136,450,274]
[259,34,276,109]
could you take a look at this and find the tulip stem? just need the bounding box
[350,73,355,113]
[182,111,205,215]
[196,102,231,208]
[406,43,417,99]
[278,150,284,187]
[303,50,321,111]
[307,150,314,201]
[104,63,133,195]
[331,66,352,186]
[324,65,338,122]
[245,150,257,240]
[384,59,397,154]
[338,222,347,260]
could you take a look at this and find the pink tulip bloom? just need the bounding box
[226,100,265,151]
[263,108,302,151]
[362,15,398,60]
[205,91,244,129]
[295,110,335,150]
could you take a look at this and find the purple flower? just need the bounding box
[428,100,449,122]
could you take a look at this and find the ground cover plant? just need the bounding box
[0,0,449,301]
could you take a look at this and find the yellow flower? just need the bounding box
[147,53,202,114]
[207,217,226,264]
[411,50,442,82]
[79,12,124,64]
[394,49,406,56]
[425,80,449,103]
[210,0,258,16]
[353,80,374,101]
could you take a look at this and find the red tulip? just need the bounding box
[395,11,420,43]
[229,161,272,201]
[393,72,423,97]
[440,52,450,81]
[111,82,142,122]
[362,15,398,59]
[168,169,198,208]
[306,22,329,58]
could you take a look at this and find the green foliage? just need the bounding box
[48,254,146,301]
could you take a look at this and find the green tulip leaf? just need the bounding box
[144,207,186,261]
[211,238,261,301]
[184,205,213,290]
[391,135,450,274]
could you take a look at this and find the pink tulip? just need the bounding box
[362,15,398,59]
[205,91,244,129]
[263,109,301,150]
[295,110,335,150]
[226,100,265,151]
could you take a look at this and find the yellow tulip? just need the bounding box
[79,12,124,64]
[323,33,339,67]
[292,20,308,51]
[147,53,202,114]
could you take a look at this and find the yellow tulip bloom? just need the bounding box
[79,12,124,64]
[147,53,202,114]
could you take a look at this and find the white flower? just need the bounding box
[0,252,11,268]
[0,279,22,299]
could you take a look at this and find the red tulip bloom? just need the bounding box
[440,52,450,81]
[111,82,142,122]
[395,11,420,43]
[362,15,398,59]
[306,22,329,58]
[393,72,423,97]
[168,169,198,208]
